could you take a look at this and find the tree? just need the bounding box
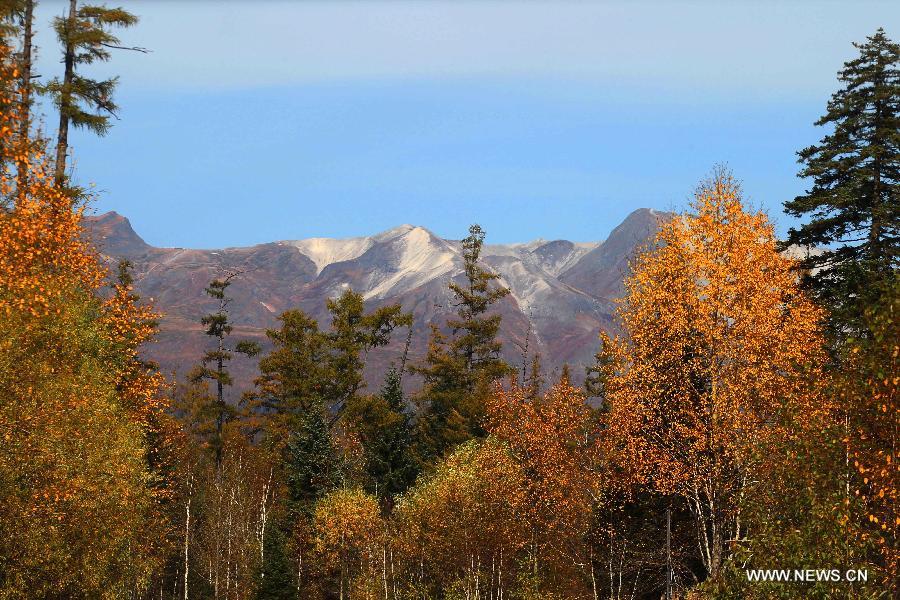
[283,405,344,596]
[394,439,528,599]
[601,170,829,583]
[413,224,514,461]
[838,277,899,591]
[323,288,411,423]
[313,488,382,600]
[255,518,295,600]
[0,0,36,194]
[42,1,145,185]
[0,64,161,595]
[783,28,899,336]
[244,309,329,447]
[192,274,260,467]
[487,380,604,596]
[191,433,277,600]
[344,367,418,509]
[0,10,24,193]
[285,406,343,513]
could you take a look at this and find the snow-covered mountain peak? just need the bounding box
[362,225,458,300]
[286,235,374,274]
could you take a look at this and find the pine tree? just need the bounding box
[246,291,410,439]
[345,367,418,508]
[413,224,513,461]
[585,333,617,405]
[254,519,296,600]
[323,288,411,422]
[285,405,342,513]
[192,274,260,467]
[42,0,145,185]
[783,28,899,336]
[245,309,329,446]
[524,353,544,400]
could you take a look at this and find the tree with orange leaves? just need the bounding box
[313,487,383,600]
[487,379,604,595]
[0,35,169,596]
[599,169,829,583]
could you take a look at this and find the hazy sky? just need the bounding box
[32,1,899,247]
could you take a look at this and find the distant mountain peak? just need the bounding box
[83,210,150,256]
[82,208,667,393]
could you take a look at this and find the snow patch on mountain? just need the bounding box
[288,236,374,274]
[286,225,429,275]
[363,227,457,300]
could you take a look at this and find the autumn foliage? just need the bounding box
[0,38,172,597]
[0,13,896,597]
[597,170,830,580]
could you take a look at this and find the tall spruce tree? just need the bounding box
[345,366,418,509]
[42,1,145,185]
[412,224,513,461]
[192,274,260,467]
[254,518,296,600]
[783,28,899,336]
[285,405,342,513]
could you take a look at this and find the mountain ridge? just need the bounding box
[84,208,667,398]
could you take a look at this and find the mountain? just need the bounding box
[83,209,667,402]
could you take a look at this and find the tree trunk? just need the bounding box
[666,503,672,600]
[54,0,76,186]
[184,474,193,600]
[16,0,34,199]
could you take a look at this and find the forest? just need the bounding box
[0,2,897,599]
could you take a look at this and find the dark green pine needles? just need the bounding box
[783,28,899,338]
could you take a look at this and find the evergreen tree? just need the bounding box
[413,224,513,461]
[524,353,543,400]
[323,288,411,422]
[255,519,295,600]
[192,274,260,467]
[783,28,899,336]
[245,308,329,446]
[585,333,617,404]
[285,405,342,512]
[345,367,418,508]
[246,291,410,439]
[42,0,145,185]
[558,362,571,385]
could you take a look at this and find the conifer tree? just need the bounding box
[323,288,411,422]
[245,309,329,446]
[413,224,513,461]
[345,367,418,508]
[43,0,145,185]
[255,519,295,600]
[246,291,410,439]
[783,28,899,336]
[192,274,260,467]
[524,353,544,399]
[285,406,342,513]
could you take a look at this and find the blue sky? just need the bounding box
[32,1,899,247]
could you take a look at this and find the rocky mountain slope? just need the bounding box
[84,209,667,401]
